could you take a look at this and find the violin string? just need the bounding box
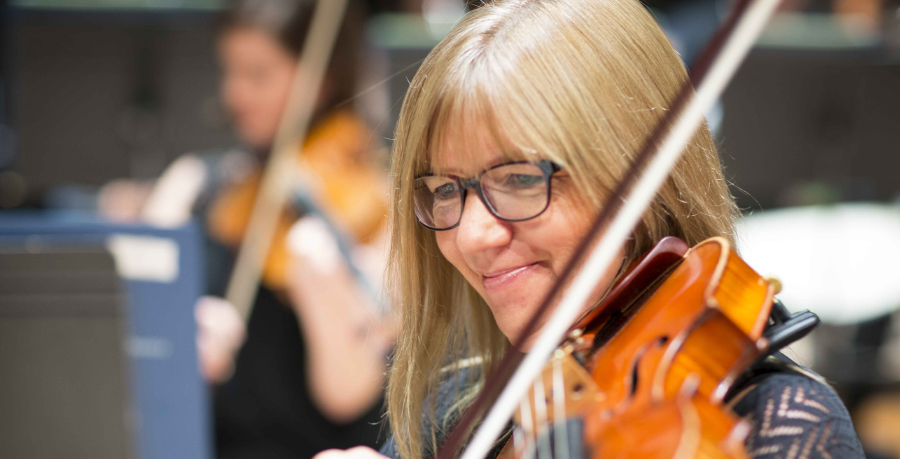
[519,397,535,459]
[513,424,525,458]
[532,377,552,459]
[552,356,569,459]
[332,58,427,110]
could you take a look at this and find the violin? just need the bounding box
[207,110,387,292]
[497,236,818,459]
[220,0,381,319]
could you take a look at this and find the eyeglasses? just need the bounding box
[413,160,562,231]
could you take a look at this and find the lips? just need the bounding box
[481,263,539,290]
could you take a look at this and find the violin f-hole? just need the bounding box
[625,335,671,398]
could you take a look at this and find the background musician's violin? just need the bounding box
[223,0,356,319]
[206,109,387,291]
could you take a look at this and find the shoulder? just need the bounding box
[732,370,864,458]
[380,436,399,459]
[379,365,481,459]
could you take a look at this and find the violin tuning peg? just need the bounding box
[764,276,783,295]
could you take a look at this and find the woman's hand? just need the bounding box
[285,217,396,423]
[97,179,153,222]
[314,447,389,459]
[195,296,246,383]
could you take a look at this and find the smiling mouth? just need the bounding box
[481,263,539,290]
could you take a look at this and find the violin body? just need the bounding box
[510,237,792,459]
[208,111,387,290]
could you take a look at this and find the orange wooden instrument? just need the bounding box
[503,237,817,459]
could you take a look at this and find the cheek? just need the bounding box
[220,75,245,111]
[546,191,624,300]
[254,69,295,129]
[266,72,292,111]
[541,195,594,260]
[435,230,481,284]
[435,231,460,268]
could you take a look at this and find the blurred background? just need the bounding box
[0,0,899,458]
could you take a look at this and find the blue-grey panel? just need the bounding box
[0,210,212,459]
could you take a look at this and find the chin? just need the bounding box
[500,323,540,350]
[489,302,543,347]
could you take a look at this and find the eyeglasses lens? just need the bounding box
[413,163,549,230]
[414,176,462,229]
[480,163,549,220]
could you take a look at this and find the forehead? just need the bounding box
[432,130,502,176]
[219,26,282,55]
[428,111,539,177]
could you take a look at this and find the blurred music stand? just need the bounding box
[0,245,134,459]
[0,211,212,459]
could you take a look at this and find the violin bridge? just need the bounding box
[513,350,602,433]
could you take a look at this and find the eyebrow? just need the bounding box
[428,156,530,178]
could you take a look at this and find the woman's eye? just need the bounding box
[432,183,459,200]
[504,174,543,189]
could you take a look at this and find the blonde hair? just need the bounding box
[385,1,739,458]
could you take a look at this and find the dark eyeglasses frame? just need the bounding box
[414,160,562,231]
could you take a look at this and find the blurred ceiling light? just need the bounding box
[737,203,900,325]
[757,12,880,49]
[423,0,465,38]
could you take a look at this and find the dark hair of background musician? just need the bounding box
[218,0,366,113]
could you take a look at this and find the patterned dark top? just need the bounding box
[380,359,864,459]
[731,372,863,459]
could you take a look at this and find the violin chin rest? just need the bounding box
[761,305,820,358]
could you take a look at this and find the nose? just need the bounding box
[455,191,513,256]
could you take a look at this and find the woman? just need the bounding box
[102,0,394,457]
[316,0,865,458]
[198,1,397,457]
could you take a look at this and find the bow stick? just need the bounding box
[434,0,781,457]
[224,0,350,320]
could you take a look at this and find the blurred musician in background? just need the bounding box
[99,0,395,458]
